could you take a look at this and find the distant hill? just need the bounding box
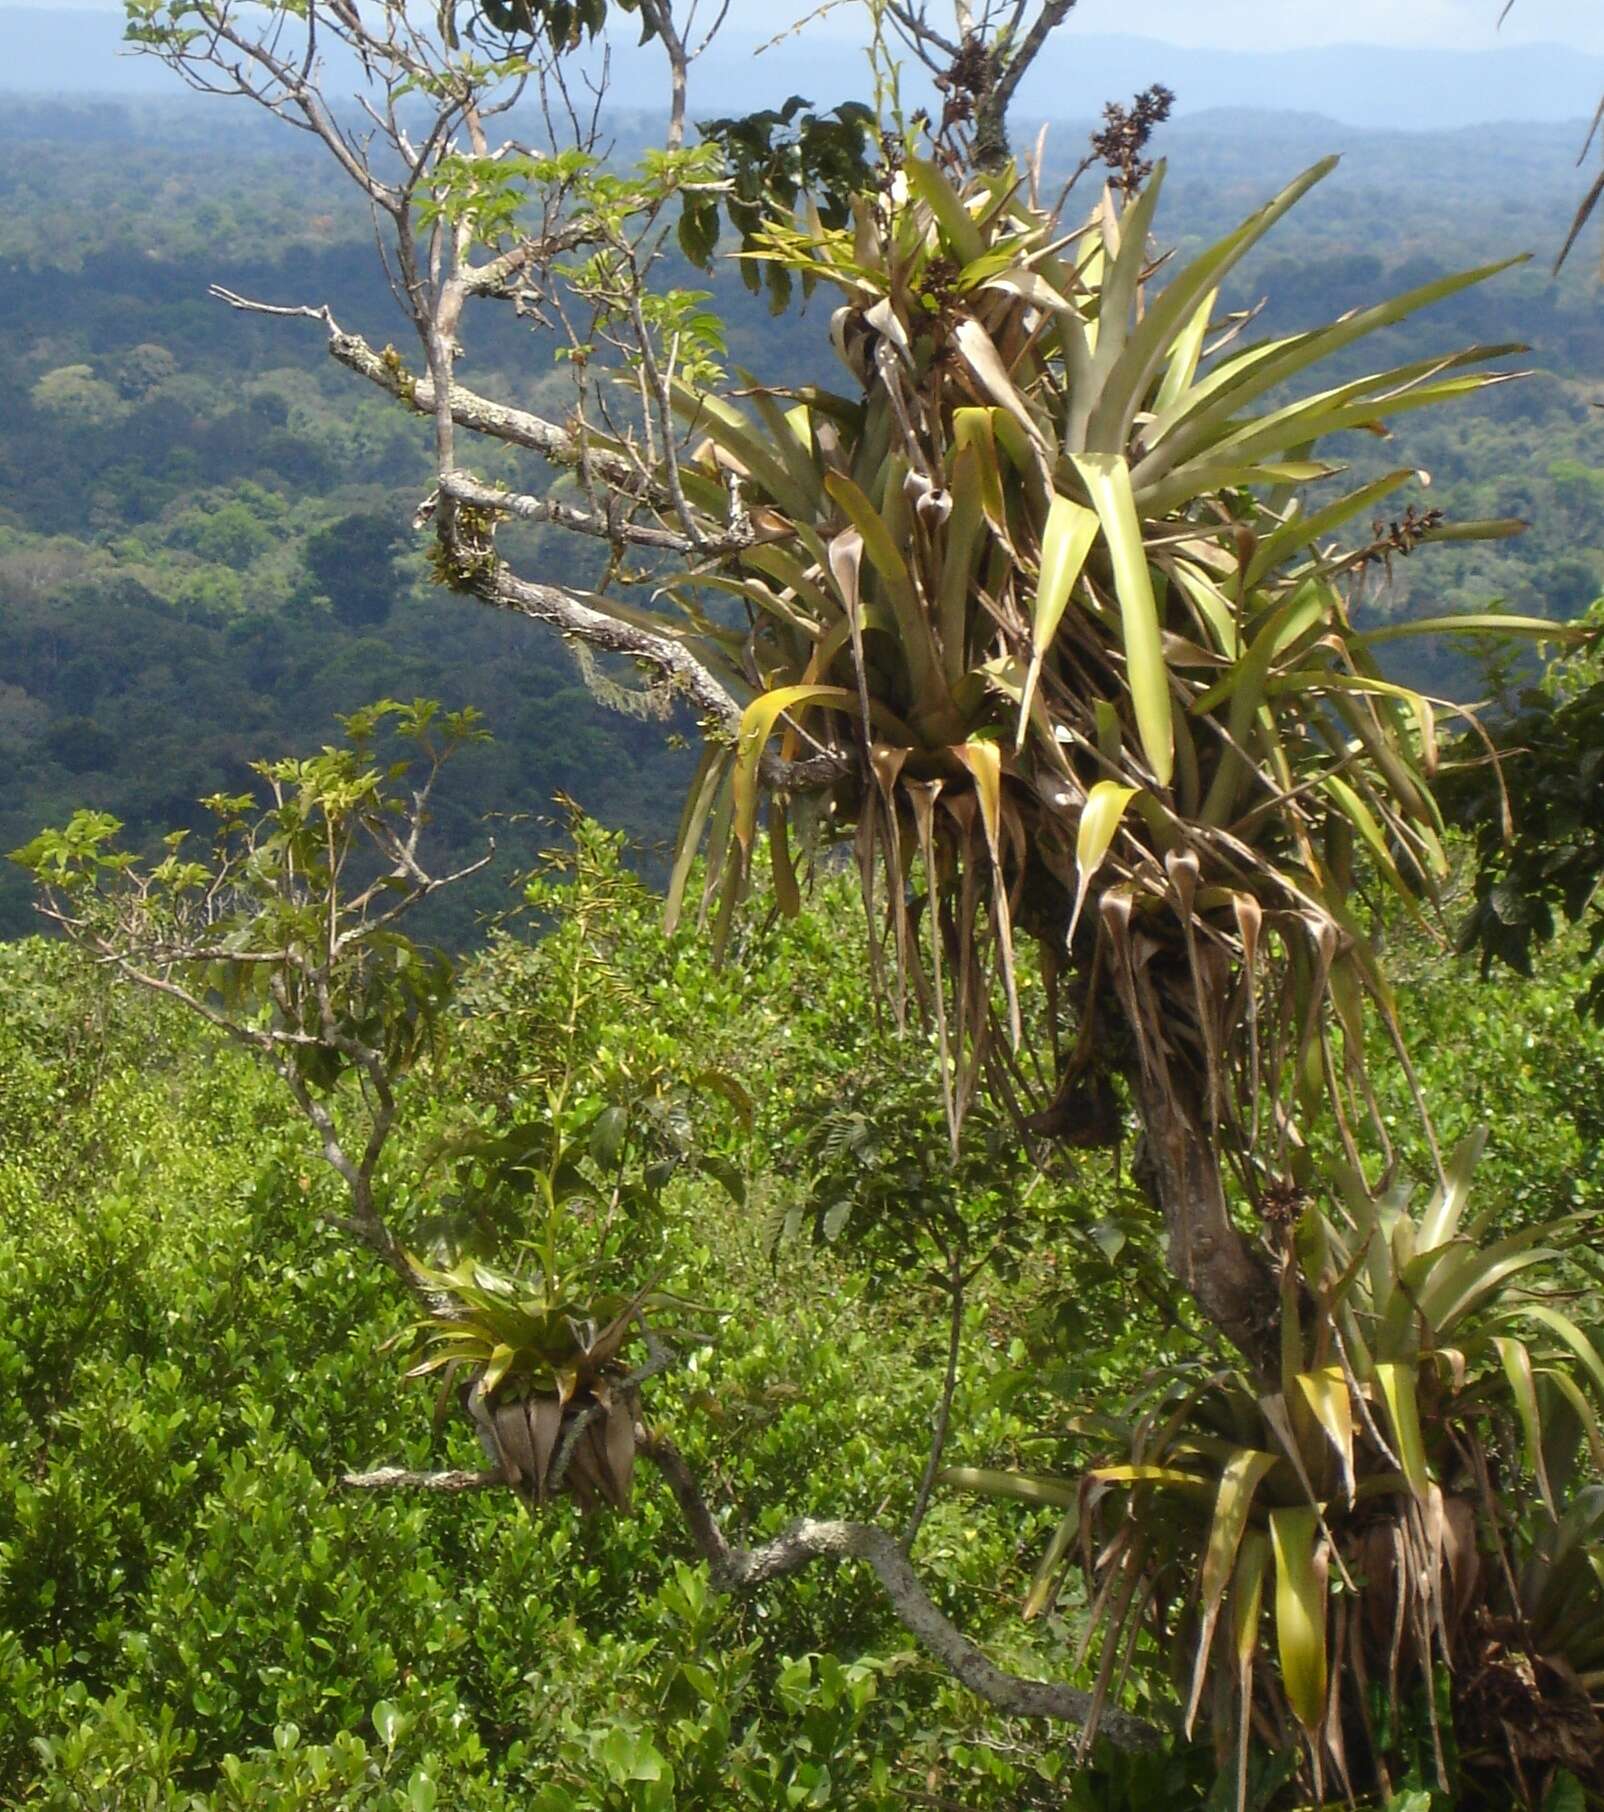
[2,6,1602,131]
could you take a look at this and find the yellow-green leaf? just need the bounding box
[1357,612,1588,648]
[732,685,855,856]
[1374,1361,1431,1500]
[1418,1125,1488,1251]
[1072,453,1174,786]
[1515,1304,1604,1402]
[1268,1505,1328,1734]
[1232,1529,1269,1675]
[956,739,1003,862]
[939,1466,1078,1508]
[1067,781,1139,947]
[937,445,987,683]
[1497,1334,1554,1512]
[1019,493,1100,745]
[905,154,985,265]
[1187,1448,1280,1734]
[1023,1511,1080,1621]
[665,747,728,934]
[481,1342,517,1397]
[823,469,946,713]
[1296,1366,1355,1503]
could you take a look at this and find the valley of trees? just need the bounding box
[5,2,1604,1807]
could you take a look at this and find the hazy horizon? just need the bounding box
[1,1,1599,130]
[1,0,1600,52]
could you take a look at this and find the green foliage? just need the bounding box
[0,846,1139,1809]
[0,104,1598,950]
[1447,609,1604,1017]
[1034,1133,1604,1801]
[12,699,484,1100]
[8,52,1604,1812]
[4,832,1601,1808]
[303,513,406,628]
[691,96,878,308]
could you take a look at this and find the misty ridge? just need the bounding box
[3,2,1603,128]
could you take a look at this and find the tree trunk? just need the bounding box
[1128,1066,1277,1372]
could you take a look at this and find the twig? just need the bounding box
[904,1256,965,1552]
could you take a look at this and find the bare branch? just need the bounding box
[469,558,852,791]
[331,317,658,493]
[885,2,961,63]
[636,0,691,149]
[438,469,780,558]
[982,0,1079,163]
[339,1427,1162,1751]
[342,1466,503,1492]
[638,1436,1165,1751]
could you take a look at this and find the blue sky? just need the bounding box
[4,0,1602,51]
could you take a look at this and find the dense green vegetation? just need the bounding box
[0,830,1176,1808]
[4,812,1602,1808]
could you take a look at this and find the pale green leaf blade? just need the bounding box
[1023,1511,1080,1621]
[1417,1125,1488,1252]
[1090,157,1340,449]
[1374,1361,1431,1500]
[1497,1334,1555,1512]
[1142,255,1529,467]
[939,1465,1079,1508]
[732,685,855,855]
[1245,468,1420,589]
[1356,612,1589,648]
[1516,1304,1604,1402]
[1072,452,1174,786]
[1296,1366,1356,1502]
[1268,1505,1328,1735]
[1019,493,1100,744]
[1186,1448,1280,1735]
[905,153,985,265]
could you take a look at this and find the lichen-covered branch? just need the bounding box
[342,1467,503,1493]
[464,553,852,792]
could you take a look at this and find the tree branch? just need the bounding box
[341,1431,1164,1750]
[439,468,772,558]
[342,1466,503,1493]
[991,0,1078,121]
[467,560,853,792]
[638,1436,1164,1751]
[975,0,1080,165]
[262,303,657,494]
